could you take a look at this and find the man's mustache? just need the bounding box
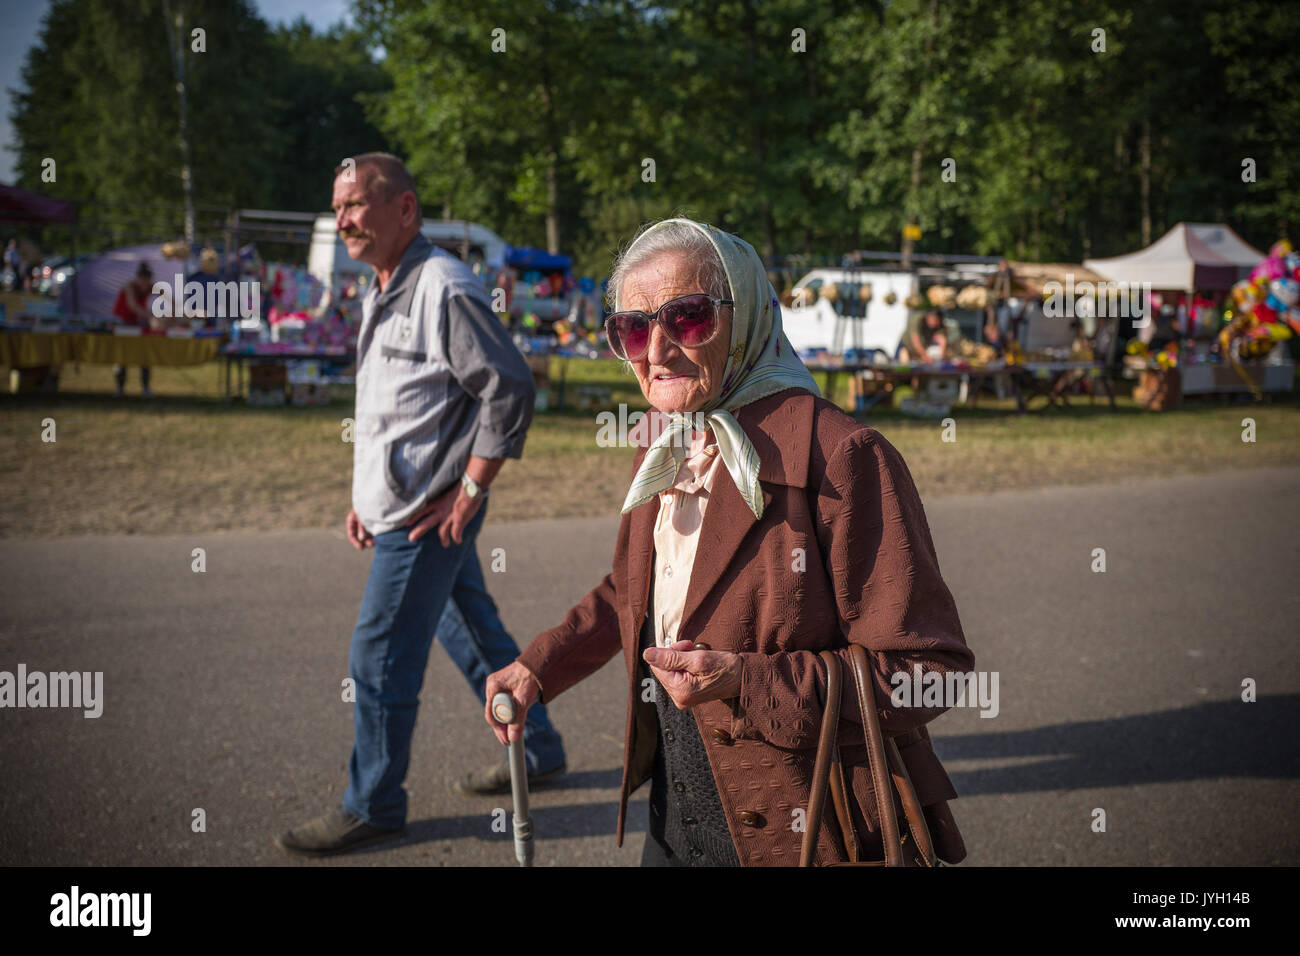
[339,230,368,239]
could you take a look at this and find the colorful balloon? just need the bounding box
[1270,278,1299,307]
[1252,301,1279,324]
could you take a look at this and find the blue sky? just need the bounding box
[0,0,353,184]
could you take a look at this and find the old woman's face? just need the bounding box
[622,254,733,414]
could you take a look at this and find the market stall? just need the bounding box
[2,328,222,369]
[219,269,355,404]
[1000,261,1120,409]
[512,329,605,410]
[220,343,354,405]
[502,247,574,326]
[1084,222,1264,296]
[805,355,1112,417]
[1114,236,1297,407]
[58,243,189,320]
[2,297,224,392]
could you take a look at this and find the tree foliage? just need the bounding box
[9,0,391,248]
[8,0,1296,266]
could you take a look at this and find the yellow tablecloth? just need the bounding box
[0,332,221,367]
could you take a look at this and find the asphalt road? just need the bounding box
[1,466,1298,867]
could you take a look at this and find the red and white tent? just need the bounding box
[1084,222,1264,293]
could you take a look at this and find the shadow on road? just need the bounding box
[532,768,622,792]
[935,695,1300,795]
[400,799,647,848]
[403,697,1300,845]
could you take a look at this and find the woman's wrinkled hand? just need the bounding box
[484,661,542,745]
[643,641,744,709]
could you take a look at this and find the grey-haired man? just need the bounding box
[276,153,565,856]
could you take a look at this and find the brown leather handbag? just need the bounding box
[799,645,938,867]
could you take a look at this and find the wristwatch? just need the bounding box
[461,472,487,499]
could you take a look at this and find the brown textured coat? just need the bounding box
[517,389,974,865]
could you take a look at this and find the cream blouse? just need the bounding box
[652,430,723,648]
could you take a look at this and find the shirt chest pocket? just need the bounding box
[376,313,431,364]
[380,343,428,363]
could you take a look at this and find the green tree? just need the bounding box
[263,18,395,213]
[9,0,281,247]
[355,0,633,254]
[821,0,985,259]
[1207,0,1300,240]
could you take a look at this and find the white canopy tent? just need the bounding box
[1084,222,1264,293]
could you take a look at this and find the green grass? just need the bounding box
[2,358,1298,537]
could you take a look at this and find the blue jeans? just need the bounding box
[342,503,565,829]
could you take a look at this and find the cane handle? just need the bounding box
[492,691,516,724]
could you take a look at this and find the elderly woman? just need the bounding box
[484,218,974,866]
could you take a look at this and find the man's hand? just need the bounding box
[406,483,483,546]
[345,507,374,550]
[643,641,744,709]
[484,661,542,745]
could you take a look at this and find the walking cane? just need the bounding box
[491,692,534,866]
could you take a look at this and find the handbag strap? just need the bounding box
[885,736,937,866]
[828,745,859,862]
[800,649,842,866]
[801,647,938,867]
[848,644,937,867]
[846,644,906,866]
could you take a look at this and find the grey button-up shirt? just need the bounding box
[352,234,535,535]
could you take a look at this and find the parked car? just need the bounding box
[505,246,573,326]
[35,256,66,295]
[37,255,89,297]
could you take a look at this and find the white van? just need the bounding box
[307,216,508,291]
[784,269,918,356]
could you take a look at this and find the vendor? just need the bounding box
[1148,304,1180,351]
[986,258,1015,336]
[910,308,950,363]
[184,247,226,328]
[982,317,1007,357]
[4,239,21,289]
[112,262,155,397]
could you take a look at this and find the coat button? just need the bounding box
[711,728,732,745]
[738,810,761,827]
[673,781,686,794]
[683,816,698,826]
[690,846,704,858]
[664,730,676,743]
[693,642,711,651]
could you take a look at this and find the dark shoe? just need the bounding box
[274,807,404,857]
[453,759,566,796]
